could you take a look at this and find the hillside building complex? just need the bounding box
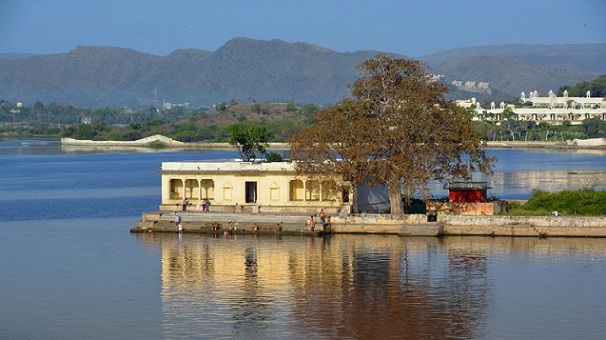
[458,90,606,123]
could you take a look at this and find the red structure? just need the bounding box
[447,182,489,203]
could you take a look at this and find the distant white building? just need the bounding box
[163,101,190,110]
[460,90,606,123]
[452,80,491,94]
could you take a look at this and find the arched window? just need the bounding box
[201,179,215,200]
[185,179,199,199]
[289,179,304,201]
[321,180,338,201]
[169,179,183,199]
[306,180,320,201]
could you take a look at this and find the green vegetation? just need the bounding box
[0,100,319,142]
[265,152,284,162]
[228,122,274,161]
[558,74,606,97]
[504,189,606,216]
[1,74,604,145]
[472,116,606,142]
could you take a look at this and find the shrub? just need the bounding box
[265,152,283,162]
[518,189,606,216]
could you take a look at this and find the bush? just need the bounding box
[174,130,198,142]
[509,189,606,216]
[265,152,283,162]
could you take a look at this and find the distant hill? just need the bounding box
[0,53,39,60]
[422,44,606,73]
[0,38,604,108]
[423,44,605,102]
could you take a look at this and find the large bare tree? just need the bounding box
[288,54,494,215]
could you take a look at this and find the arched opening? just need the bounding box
[200,179,215,200]
[321,180,338,201]
[185,179,199,199]
[169,179,183,199]
[289,179,304,201]
[306,180,321,201]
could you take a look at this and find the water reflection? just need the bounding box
[132,234,606,339]
[429,170,606,199]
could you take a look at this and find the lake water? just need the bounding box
[1,140,606,339]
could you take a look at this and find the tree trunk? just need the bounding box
[388,180,403,215]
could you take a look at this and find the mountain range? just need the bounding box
[0,37,604,108]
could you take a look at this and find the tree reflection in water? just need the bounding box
[146,234,494,339]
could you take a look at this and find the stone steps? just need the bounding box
[135,211,323,235]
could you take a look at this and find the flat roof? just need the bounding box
[162,161,296,173]
[445,182,490,190]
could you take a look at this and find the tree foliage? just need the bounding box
[288,55,494,214]
[558,74,606,97]
[581,117,606,138]
[519,189,606,216]
[228,122,274,161]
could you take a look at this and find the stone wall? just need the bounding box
[427,201,508,215]
[441,215,606,228]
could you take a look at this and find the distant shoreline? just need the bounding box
[483,140,606,149]
[60,136,606,150]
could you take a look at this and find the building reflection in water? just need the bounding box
[135,234,488,338]
[132,233,606,339]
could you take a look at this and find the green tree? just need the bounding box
[265,152,284,162]
[252,103,262,114]
[581,117,606,138]
[228,123,274,161]
[285,100,297,112]
[216,102,228,111]
[299,104,320,117]
[558,74,606,97]
[72,124,95,140]
[288,54,494,215]
[502,107,516,120]
[32,101,45,113]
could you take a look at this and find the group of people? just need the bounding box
[308,209,326,232]
[172,207,327,235]
[196,198,211,211]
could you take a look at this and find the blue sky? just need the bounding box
[1,0,604,57]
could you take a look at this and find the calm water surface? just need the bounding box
[1,140,606,339]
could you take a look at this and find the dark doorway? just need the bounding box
[245,181,257,203]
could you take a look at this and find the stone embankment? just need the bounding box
[132,211,606,238]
